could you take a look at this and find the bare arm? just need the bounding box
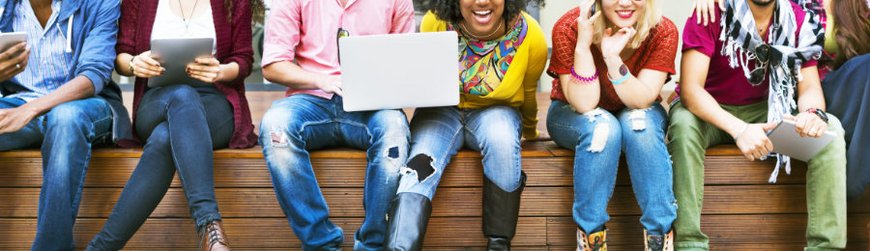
[608,65,668,109]
[562,47,601,113]
[263,61,342,95]
[681,49,776,160]
[0,76,95,133]
[561,0,602,113]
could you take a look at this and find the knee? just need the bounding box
[161,85,200,104]
[143,124,171,151]
[619,107,666,142]
[259,106,303,149]
[577,109,621,153]
[369,109,410,141]
[45,103,93,134]
[666,107,703,144]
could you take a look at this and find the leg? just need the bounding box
[87,123,176,251]
[804,115,847,251]
[464,106,525,250]
[619,104,677,235]
[547,101,622,235]
[0,97,42,150]
[340,108,410,250]
[384,106,464,250]
[87,86,234,250]
[666,102,726,251]
[617,104,676,250]
[259,95,343,251]
[32,98,113,251]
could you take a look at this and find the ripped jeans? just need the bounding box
[547,101,676,235]
[396,105,524,199]
[259,94,409,251]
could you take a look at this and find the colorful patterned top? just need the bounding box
[452,17,528,96]
[421,12,548,139]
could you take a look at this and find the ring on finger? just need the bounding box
[15,64,20,69]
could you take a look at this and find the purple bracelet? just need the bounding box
[570,67,598,84]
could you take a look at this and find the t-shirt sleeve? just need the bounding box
[681,12,718,57]
[546,8,579,78]
[642,19,679,75]
[261,0,301,67]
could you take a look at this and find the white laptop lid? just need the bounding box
[339,31,460,112]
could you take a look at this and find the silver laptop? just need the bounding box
[338,31,459,112]
[767,120,836,161]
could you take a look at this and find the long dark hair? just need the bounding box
[417,0,545,24]
[832,0,870,68]
[224,0,266,24]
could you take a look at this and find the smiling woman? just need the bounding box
[383,0,549,250]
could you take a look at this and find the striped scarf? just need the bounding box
[719,0,824,183]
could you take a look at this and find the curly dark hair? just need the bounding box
[418,0,545,24]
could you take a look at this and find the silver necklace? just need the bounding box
[178,0,201,33]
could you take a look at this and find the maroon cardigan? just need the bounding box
[118,0,257,148]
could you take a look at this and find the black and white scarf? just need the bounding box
[719,0,824,183]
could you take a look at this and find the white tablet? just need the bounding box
[0,32,27,52]
[767,120,836,161]
[147,37,215,87]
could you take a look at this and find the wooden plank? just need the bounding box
[546,214,870,246]
[3,186,866,219]
[0,154,812,189]
[545,243,870,251]
[0,217,547,249]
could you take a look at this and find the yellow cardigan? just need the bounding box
[421,12,549,139]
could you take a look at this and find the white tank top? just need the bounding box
[151,0,217,51]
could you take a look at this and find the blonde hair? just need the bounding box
[592,0,662,49]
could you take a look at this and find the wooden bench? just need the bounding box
[0,92,867,250]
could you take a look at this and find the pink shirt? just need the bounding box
[677,3,817,106]
[262,0,416,98]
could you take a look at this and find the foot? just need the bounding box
[486,236,510,251]
[200,220,230,251]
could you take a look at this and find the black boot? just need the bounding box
[483,172,527,251]
[384,192,432,251]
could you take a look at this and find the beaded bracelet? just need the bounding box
[570,67,598,84]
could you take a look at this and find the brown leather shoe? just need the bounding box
[200,220,230,251]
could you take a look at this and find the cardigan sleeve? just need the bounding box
[519,14,547,139]
[223,0,254,83]
[116,0,137,55]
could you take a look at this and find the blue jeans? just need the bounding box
[87,85,233,250]
[547,101,676,235]
[396,105,524,199]
[259,94,409,251]
[0,97,113,251]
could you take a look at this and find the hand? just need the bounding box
[692,0,725,26]
[0,42,30,82]
[0,105,39,134]
[316,75,343,96]
[600,27,636,61]
[186,56,223,83]
[575,0,602,49]
[733,122,778,161]
[130,51,165,78]
[784,113,828,138]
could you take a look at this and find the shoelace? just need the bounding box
[200,223,227,251]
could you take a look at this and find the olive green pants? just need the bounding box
[667,101,847,251]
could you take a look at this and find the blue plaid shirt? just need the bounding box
[8,0,71,101]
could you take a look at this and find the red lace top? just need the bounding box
[548,8,679,112]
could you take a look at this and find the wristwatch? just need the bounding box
[806,108,829,123]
